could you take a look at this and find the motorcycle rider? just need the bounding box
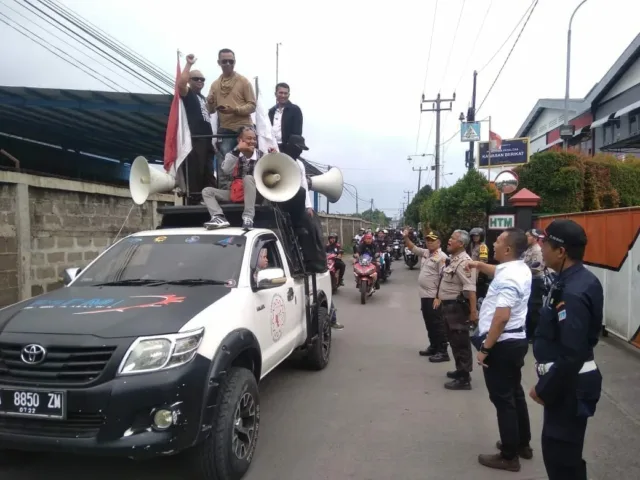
[470,227,490,301]
[376,229,392,276]
[354,227,365,244]
[326,233,345,286]
[354,232,381,290]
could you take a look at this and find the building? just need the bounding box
[516,33,640,157]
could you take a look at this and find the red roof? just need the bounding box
[510,188,540,200]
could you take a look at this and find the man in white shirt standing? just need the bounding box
[467,228,533,473]
[268,82,304,151]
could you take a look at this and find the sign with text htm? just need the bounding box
[488,214,516,230]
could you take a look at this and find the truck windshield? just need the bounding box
[74,234,246,286]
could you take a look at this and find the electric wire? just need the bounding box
[438,0,466,89]
[41,0,173,88]
[0,0,141,92]
[477,0,539,113]
[0,12,122,91]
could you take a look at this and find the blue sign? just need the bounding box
[461,122,481,142]
[478,137,530,167]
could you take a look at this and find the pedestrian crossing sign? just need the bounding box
[461,122,481,142]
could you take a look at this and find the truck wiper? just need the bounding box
[161,279,229,286]
[92,279,168,286]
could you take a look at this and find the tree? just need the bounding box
[404,185,434,226]
[354,208,391,227]
[420,169,495,238]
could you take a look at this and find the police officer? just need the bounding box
[403,229,449,362]
[523,229,545,341]
[529,220,603,480]
[435,229,478,390]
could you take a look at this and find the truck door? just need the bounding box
[250,237,300,374]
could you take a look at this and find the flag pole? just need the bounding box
[488,115,492,183]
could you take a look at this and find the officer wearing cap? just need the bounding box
[470,227,490,303]
[523,229,545,341]
[436,229,478,390]
[529,219,603,480]
[404,229,449,362]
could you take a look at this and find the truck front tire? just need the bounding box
[190,367,260,480]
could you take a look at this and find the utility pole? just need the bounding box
[412,166,428,191]
[467,71,477,171]
[370,199,374,223]
[404,190,413,206]
[276,43,282,84]
[421,92,455,190]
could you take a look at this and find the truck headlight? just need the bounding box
[118,328,204,376]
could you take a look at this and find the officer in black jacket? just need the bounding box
[529,219,603,480]
[268,82,303,150]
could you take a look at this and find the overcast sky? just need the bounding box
[1,0,639,218]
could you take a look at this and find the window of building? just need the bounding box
[630,109,640,135]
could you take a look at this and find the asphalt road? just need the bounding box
[2,265,640,479]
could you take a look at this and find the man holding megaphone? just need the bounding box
[202,126,263,229]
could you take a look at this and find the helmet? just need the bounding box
[359,227,365,232]
[328,232,338,239]
[376,227,381,232]
[383,229,388,234]
[470,227,484,236]
[366,228,372,234]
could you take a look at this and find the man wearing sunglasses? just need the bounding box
[176,53,215,203]
[207,48,257,189]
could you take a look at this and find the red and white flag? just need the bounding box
[164,53,192,176]
[489,130,502,151]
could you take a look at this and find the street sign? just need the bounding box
[461,122,481,142]
[478,137,530,167]
[488,214,516,230]
[559,124,575,139]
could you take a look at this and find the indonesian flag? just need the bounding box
[489,131,502,152]
[164,53,192,176]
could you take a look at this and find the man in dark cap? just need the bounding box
[529,219,603,480]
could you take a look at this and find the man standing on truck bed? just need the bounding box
[207,48,257,189]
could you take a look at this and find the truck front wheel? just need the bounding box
[189,367,260,480]
[304,305,331,370]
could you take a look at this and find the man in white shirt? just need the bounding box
[467,228,533,473]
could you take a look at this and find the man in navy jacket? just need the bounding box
[269,82,303,150]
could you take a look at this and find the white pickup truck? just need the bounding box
[0,204,334,480]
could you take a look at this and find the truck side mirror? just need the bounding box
[255,268,287,290]
[62,267,82,286]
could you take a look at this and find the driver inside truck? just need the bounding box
[253,247,269,283]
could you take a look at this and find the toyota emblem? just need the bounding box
[21,344,47,365]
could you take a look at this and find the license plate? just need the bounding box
[0,388,66,419]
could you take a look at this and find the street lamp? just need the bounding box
[562,0,589,150]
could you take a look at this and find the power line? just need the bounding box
[415,0,439,154]
[438,0,466,88]
[477,0,539,113]
[477,0,536,74]
[0,12,122,91]
[453,0,492,92]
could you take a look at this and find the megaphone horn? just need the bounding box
[309,167,344,203]
[129,156,176,205]
[254,152,303,202]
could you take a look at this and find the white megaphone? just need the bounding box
[129,156,176,205]
[309,167,344,203]
[254,152,305,202]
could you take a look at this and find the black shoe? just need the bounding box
[339,279,345,286]
[429,352,450,363]
[375,281,380,290]
[446,370,462,379]
[419,346,437,357]
[331,322,344,330]
[496,441,533,460]
[444,377,472,390]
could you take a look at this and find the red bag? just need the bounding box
[230,162,244,203]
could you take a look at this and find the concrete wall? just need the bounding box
[0,171,174,307]
[318,214,372,249]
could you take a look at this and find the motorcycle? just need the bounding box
[353,253,377,304]
[404,245,419,270]
[392,240,402,260]
[381,246,392,281]
[326,252,341,293]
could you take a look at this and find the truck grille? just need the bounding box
[0,344,117,385]
[0,412,104,438]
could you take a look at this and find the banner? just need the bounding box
[478,137,530,168]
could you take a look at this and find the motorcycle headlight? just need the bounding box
[118,328,204,376]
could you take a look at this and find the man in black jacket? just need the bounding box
[268,83,303,150]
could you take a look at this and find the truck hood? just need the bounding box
[0,285,233,338]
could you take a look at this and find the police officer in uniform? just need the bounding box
[529,220,603,480]
[470,227,490,300]
[435,230,478,390]
[403,229,449,362]
[523,229,545,341]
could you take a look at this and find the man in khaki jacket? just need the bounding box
[207,48,256,189]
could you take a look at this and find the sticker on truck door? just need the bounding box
[270,294,286,342]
